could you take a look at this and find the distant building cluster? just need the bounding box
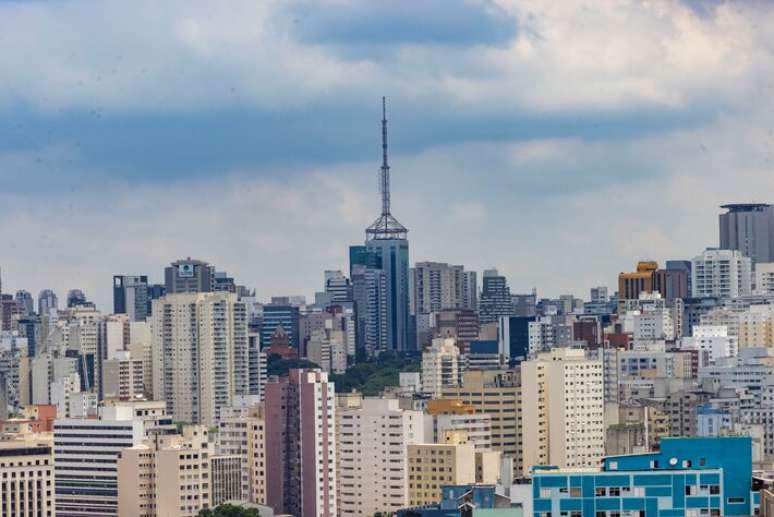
[4,107,774,517]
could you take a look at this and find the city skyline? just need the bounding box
[2,1,774,310]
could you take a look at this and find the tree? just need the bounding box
[266,353,319,377]
[198,503,263,517]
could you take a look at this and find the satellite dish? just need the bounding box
[669,457,678,466]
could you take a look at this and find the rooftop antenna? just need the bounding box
[365,96,407,240]
[381,96,390,216]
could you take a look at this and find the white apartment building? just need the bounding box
[336,395,430,516]
[521,348,604,475]
[421,337,461,398]
[103,350,145,400]
[151,292,249,427]
[692,248,752,299]
[54,406,144,516]
[681,325,738,367]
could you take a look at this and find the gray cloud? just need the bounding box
[0,0,774,309]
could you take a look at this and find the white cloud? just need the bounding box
[1,0,772,114]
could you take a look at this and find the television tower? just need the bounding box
[366,97,408,241]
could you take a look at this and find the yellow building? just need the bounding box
[407,431,476,507]
[440,369,523,476]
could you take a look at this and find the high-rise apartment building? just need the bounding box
[265,369,336,517]
[151,292,249,427]
[164,258,214,294]
[479,269,512,324]
[54,407,144,516]
[719,203,774,264]
[102,350,145,400]
[113,274,150,321]
[691,248,752,299]
[441,369,523,476]
[421,337,461,398]
[521,348,604,475]
[216,404,267,504]
[411,262,476,315]
[336,395,430,516]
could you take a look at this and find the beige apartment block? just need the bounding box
[0,433,54,517]
[521,348,604,476]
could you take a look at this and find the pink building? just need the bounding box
[265,369,336,517]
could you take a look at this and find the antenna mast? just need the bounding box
[381,96,390,216]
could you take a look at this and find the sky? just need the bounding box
[2,0,774,310]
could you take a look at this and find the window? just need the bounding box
[609,487,621,496]
[596,488,607,497]
[728,497,745,504]
[570,487,582,497]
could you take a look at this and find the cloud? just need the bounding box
[0,0,774,311]
[288,0,516,48]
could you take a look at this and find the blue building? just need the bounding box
[532,437,757,517]
[260,303,300,350]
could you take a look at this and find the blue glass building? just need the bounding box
[532,437,757,517]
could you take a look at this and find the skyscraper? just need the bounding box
[113,274,149,321]
[479,268,512,324]
[14,289,34,315]
[352,98,411,353]
[719,203,774,263]
[66,288,88,308]
[164,258,214,294]
[37,289,58,316]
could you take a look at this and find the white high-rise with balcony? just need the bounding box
[691,248,752,299]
